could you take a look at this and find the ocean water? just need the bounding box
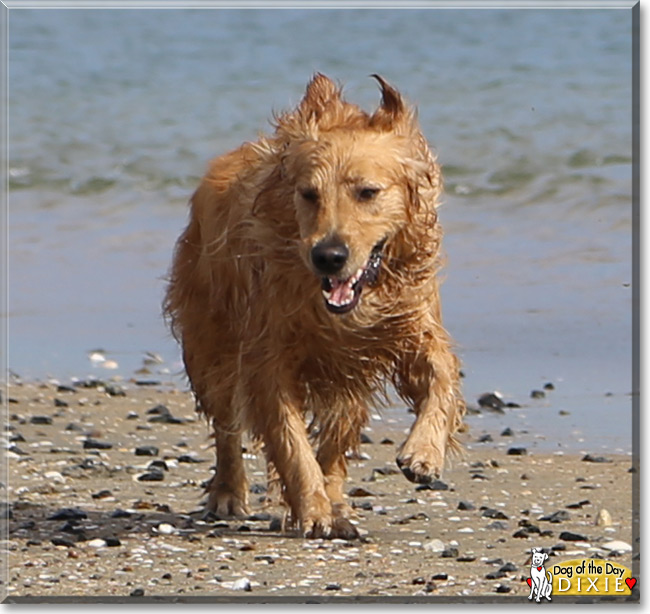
[7,8,634,451]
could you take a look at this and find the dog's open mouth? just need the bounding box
[320,239,386,315]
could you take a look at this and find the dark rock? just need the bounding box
[135,445,159,457]
[105,537,121,547]
[540,510,570,523]
[105,384,126,397]
[499,562,517,572]
[412,577,426,585]
[495,584,511,593]
[559,531,588,541]
[416,479,448,491]
[478,392,505,411]
[582,454,613,463]
[431,573,448,580]
[138,470,164,482]
[65,423,84,432]
[48,507,88,521]
[485,558,504,566]
[481,508,509,520]
[551,543,566,551]
[248,512,272,522]
[530,390,546,399]
[178,454,205,463]
[92,490,112,500]
[486,521,509,530]
[83,439,113,450]
[380,437,394,445]
[471,473,489,480]
[507,447,527,456]
[249,483,267,494]
[543,382,555,391]
[457,555,476,562]
[135,380,162,386]
[360,432,373,444]
[478,434,493,443]
[130,588,145,597]
[30,415,53,425]
[148,460,168,471]
[566,500,590,509]
[51,537,76,548]
[441,547,459,558]
[486,570,506,579]
[54,398,69,408]
[325,583,341,591]
[111,509,132,518]
[500,427,514,437]
[269,516,283,532]
[57,384,77,393]
[513,529,531,539]
[348,487,375,497]
[457,500,475,511]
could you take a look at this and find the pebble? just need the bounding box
[477,392,505,412]
[83,439,113,450]
[135,445,159,457]
[422,539,445,553]
[507,447,527,456]
[87,539,107,548]
[48,507,87,521]
[559,531,588,542]
[30,416,53,425]
[137,470,164,482]
[601,540,632,553]
[156,523,175,535]
[457,501,475,511]
[582,453,613,463]
[530,390,545,399]
[225,577,252,591]
[596,509,613,527]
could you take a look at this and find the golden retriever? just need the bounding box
[165,74,465,539]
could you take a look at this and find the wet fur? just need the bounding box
[164,74,465,538]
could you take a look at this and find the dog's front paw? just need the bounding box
[396,445,444,484]
[302,509,359,540]
[205,485,249,519]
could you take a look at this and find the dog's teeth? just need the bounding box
[322,289,332,300]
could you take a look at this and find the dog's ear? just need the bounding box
[298,73,342,118]
[369,74,407,130]
[543,552,548,562]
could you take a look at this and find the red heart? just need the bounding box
[537,566,542,571]
[625,578,637,590]
[527,578,532,587]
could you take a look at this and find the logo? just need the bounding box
[526,548,636,600]
[527,548,552,602]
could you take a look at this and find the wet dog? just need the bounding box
[165,74,465,538]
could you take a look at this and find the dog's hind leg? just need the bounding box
[395,335,465,484]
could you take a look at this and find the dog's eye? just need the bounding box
[299,188,320,204]
[357,187,380,202]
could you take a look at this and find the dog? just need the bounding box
[164,73,465,539]
[529,548,553,602]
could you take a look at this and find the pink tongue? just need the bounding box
[329,277,354,304]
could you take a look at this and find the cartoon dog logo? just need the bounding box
[528,547,553,602]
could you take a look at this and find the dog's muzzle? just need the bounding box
[314,239,386,315]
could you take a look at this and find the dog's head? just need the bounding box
[531,548,548,567]
[274,74,441,315]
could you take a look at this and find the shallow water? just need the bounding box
[7,8,634,451]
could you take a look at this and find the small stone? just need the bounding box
[559,531,588,541]
[457,554,476,562]
[148,460,168,471]
[51,537,75,547]
[478,392,505,411]
[54,398,69,408]
[478,434,493,443]
[105,537,121,547]
[380,437,394,445]
[543,382,555,390]
[57,384,77,393]
[178,454,205,463]
[486,570,507,579]
[431,573,447,580]
[530,390,545,399]
[495,584,511,593]
[601,540,632,553]
[486,521,508,530]
[138,470,164,482]
[156,523,175,535]
[30,415,53,425]
[129,588,145,597]
[582,454,612,463]
[596,509,613,527]
[104,384,126,397]
[48,507,87,521]
[135,445,159,456]
[412,576,426,585]
[348,487,375,497]
[360,432,373,444]
[499,562,517,572]
[87,538,107,548]
[507,447,527,456]
[441,547,459,558]
[481,508,508,520]
[422,539,445,553]
[457,501,475,511]
[540,510,570,523]
[83,439,113,450]
[500,427,513,437]
[416,479,449,491]
[91,490,112,500]
[325,583,341,591]
[126,411,139,420]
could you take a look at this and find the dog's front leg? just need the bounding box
[252,391,358,539]
[395,344,464,483]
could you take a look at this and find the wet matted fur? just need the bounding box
[165,74,465,539]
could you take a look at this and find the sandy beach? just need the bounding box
[3,376,637,602]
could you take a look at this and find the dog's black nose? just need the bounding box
[311,240,349,275]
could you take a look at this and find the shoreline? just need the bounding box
[4,379,637,600]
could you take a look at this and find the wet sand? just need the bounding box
[4,378,637,602]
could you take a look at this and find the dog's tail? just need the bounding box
[547,571,553,585]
